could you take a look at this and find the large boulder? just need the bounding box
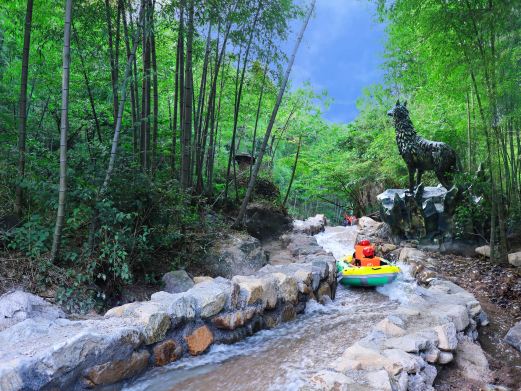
[203,232,268,278]
[0,290,65,332]
[244,202,293,240]
[293,214,327,235]
[508,251,521,267]
[377,185,459,241]
[161,270,194,294]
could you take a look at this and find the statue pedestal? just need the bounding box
[377,184,459,242]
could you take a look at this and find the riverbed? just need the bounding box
[124,227,414,391]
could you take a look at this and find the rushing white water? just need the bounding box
[124,226,412,391]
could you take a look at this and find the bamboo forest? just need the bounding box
[1,1,521,390]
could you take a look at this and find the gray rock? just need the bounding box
[377,186,458,241]
[162,270,194,294]
[475,245,491,258]
[505,321,521,352]
[293,214,327,235]
[204,232,268,278]
[0,290,65,332]
[0,317,143,391]
[507,251,521,267]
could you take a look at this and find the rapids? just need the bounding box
[124,226,413,391]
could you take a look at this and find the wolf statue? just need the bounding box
[387,100,459,192]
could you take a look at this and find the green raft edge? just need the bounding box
[339,274,398,287]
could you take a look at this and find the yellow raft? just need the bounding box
[336,257,401,287]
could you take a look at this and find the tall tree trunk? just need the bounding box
[225,3,262,199]
[121,0,137,155]
[151,10,158,174]
[15,0,34,217]
[100,6,145,196]
[140,0,151,171]
[194,24,212,193]
[180,0,193,189]
[105,0,118,122]
[51,0,73,261]
[234,0,315,226]
[172,17,182,174]
[283,135,302,206]
[72,25,102,143]
[249,55,270,183]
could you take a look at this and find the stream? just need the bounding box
[124,226,414,391]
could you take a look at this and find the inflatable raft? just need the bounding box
[336,239,401,287]
[336,259,400,287]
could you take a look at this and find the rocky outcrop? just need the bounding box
[161,270,194,294]
[293,214,327,235]
[309,277,489,391]
[0,290,65,332]
[0,257,336,390]
[377,185,459,241]
[244,202,293,240]
[203,232,268,278]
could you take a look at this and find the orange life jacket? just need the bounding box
[353,243,381,267]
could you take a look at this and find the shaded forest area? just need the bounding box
[1,0,520,312]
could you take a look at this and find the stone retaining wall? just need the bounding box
[0,240,336,391]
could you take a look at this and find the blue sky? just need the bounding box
[288,0,386,123]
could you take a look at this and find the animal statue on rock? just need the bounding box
[387,100,459,192]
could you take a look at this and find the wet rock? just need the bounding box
[0,290,65,332]
[82,350,150,388]
[316,282,331,302]
[244,202,293,240]
[270,272,298,304]
[379,243,398,254]
[153,339,183,366]
[332,343,394,373]
[309,369,355,390]
[161,270,194,294]
[293,214,327,235]
[375,317,407,337]
[505,321,521,352]
[507,251,521,267]
[232,275,276,309]
[211,308,256,330]
[184,325,214,356]
[203,232,268,278]
[476,245,491,258]
[280,303,296,322]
